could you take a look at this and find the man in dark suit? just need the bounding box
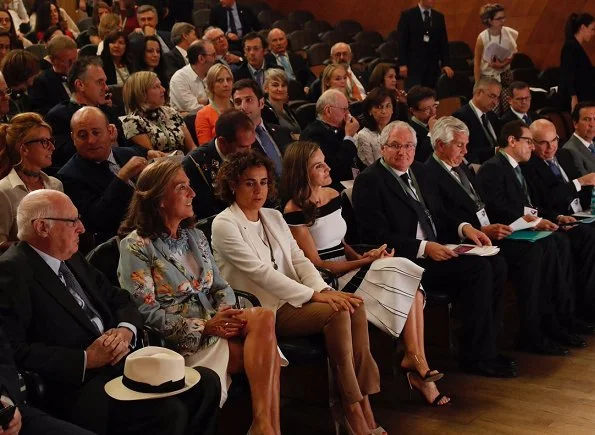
[525,118,595,323]
[476,120,593,345]
[203,26,244,67]
[46,57,135,171]
[425,116,575,355]
[0,325,93,434]
[163,22,198,82]
[301,89,360,192]
[561,102,595,175]
[183,110,255,219]
[0,189,221,435]
[57,107,149,244]
[29,35,77,115]
[233,33,279,91]
[208,0,260,51]
[453,77,502,164]
[352,120,516,377]
[127,5,174,61]
[232,79,292,176]
[407,85,437,161]
[267,28,315,89]
[396,0,454,89]
[499,81,541,130]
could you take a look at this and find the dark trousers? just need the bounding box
[20,406,94,435]
[564,224,595,315]
[418,254,507,364]
[52,366,221,435]
[405,63,440,90]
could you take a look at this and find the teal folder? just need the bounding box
[506,230,552,242]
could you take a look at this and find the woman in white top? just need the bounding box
[473,3,518,113]
[0,113,62,247]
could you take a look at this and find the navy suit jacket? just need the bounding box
[164,47,187,81]
[28,68,69,115]
[208,3,260,36]
[453,103,502,164]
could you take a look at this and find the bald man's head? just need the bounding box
[267,28,288,55]
[530,118,560,161]
[70,106,116,162]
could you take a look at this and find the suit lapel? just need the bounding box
[376,162,417,214]
[497,153,528,204]
[229,203,270,263]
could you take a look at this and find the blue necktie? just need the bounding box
[522,114,531,125]
[546,160,562,179]
[256,124,282,176]
[589,143,595,155]
[277,54,295,80]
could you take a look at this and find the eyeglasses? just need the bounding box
[210,34,226,42]
[32,215,82,227]
[512,96,531,102]
[329,105,349,112]
[516,136,534,145]
[23,137,56,149]
[384,142,416,150]
[482,90,500,100]
[535,136,560,147]
[416,102,439,113]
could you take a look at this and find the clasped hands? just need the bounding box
[86,327,134,369]
[204,306,247,339]
[361,244,394,263]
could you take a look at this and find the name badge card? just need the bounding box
[423,34,430,43]
[570,198,583,213]
[476,208,491,227]
[524,207,538,217]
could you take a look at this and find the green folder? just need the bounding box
[506,230,552,242]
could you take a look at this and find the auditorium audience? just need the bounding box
[233,32,278,91]
[127,4,171,59]
[352,120,516,377]
[122,71,196,153]
[169,39,216,115]
[203,26,243,67]
[301,89,360,191]
[195,63,234,145]
[117,158,283,429]
[0,188,221,434]
[355,87,396,166]
[29,35,77,114]
[212,151,386,434]
[267,27,315,89]
[87,1,111,45]
[561,102,595,174]
[330,42,367,100]
[1,49,39,117]
[208,0,259,50]
[183,109,254,219]
[264,68,301,135]
[473,3,518,113]
[29,0,78,37]
[163,22,197,81]
[232,78,292,176]
[0,7,28,48]
[0,113,62,247]
[396,0,453,89]
[499,81,540,128]
[559,13,595,111]
[100,30,134,86]
[453,77,502,163]
[281,141,450,406]
[30,0,75,43]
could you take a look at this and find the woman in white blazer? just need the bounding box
[211,151,386,435]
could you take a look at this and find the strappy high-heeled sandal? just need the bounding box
[404,371,451,407]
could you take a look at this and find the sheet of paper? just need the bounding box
[573,211,593,218]
[483,42,512,62]
[509,216,541,232]
[444,244,500,257]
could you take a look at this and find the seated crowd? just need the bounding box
[0,0,594,434]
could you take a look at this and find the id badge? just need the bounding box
[524,207,538,216]
[423,34,430,43]
[351,167,360,179]
[570,198,583,213]
[476,208,491,227]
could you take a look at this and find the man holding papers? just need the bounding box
[477,119,595,345]
[353,120,516,378]
[427,117,578,356]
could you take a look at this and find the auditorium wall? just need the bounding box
[266,0,595,69]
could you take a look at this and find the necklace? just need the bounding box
[259,221,278,270]
[17,166,41,178]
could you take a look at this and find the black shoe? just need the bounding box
[517,340,569,356]
[549,330,588,348]
[492,354,518,368]
[460,360,519,378]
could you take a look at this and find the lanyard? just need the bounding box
[432,154,484,209]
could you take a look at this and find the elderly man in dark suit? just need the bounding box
[425,116,577,355]
[233,33,279,91]
[396,0,454,89]
[231,79,292,176]
[499,81,541,129]
[267,28,315,89]
[476,120,595,344]
[183,109,255,219]
[352,120,516,377]
[453,77,502,164]
[28,35,77,115]
[561,102,595,175]
[127,4,173,59]
[0,189,221,435]
[163,22,198,82]
[208,0,260,50]
[0,325,93,434]
[301,89,361,191]
[57,107,157,244]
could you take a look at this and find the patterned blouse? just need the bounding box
[354,127,383,167]
[117,228,236,356]
[122,105,186,152]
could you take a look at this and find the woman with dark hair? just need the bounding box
[31,0,75,43]
[212,150,389,433]
[117,157,284,430]
[281,141,450,407]
[88,1,111,45]
[354,87,397,166]
[112,0,137,35]
[560,13,595,111]
[0,8,26,48]
[1,49,39,116]
[101,30,134,85]
[368,62,406,120]
[137,34,168,88]
[28,0,78,36]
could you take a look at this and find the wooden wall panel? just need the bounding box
[265,0,595,69]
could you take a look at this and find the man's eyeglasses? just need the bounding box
[32,216,82,227]
[416,102,439,113]
[23,137,56,149]
[535,136,560,147]
[512,96,531,102]
[384,142,416,150]
[329,105,349,112]
[516,136,534,145]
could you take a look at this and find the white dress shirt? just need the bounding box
[346,66,366,98]
[169,64,207,114]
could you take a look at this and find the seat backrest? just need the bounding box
[287,78,307,100]
[193,8,211,29]
[306,42,330,66]
[386,30,399,43]
[195,215,217,247]
[510,52,535,70]
[77,17,93,32]
[353,30,384,47]
[376,41,398,60]
[340,187,359,245]
[435,72,473,100]
[512,67,541,88]
[257,9,285,27]
[287,99,310,111]
[287,29,319,51]
[86,236,120,286]
[79,44,98,57]
[303,19,332,35]
[271,18,301,34]
[449,40,473,59]
[335,19,363,39]
[295,102,317,129]
[320,30,349,47]
[288,10,314,25]
[349,42,377,62]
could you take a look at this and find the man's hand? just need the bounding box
[143,25,156,36]
[442,66,454,78]
[224,52,241,64]
[104,327,134,365]
[481,224,513,241]
[344,114,359,137]
[425,241,458,261]
[427,115,438,130]
[557,215,576,225]
[146,150,167,160]
[226,32,239,41]
[0,406,21,435]
[117,156,148,182]
[399,65,408,78]
[534,218,558,231]
[462,224,492,246]
[86,335,116,369]
[578,173,595,186]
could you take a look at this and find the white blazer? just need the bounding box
[212,203,328,312]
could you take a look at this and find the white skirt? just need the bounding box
[337,257,424,338]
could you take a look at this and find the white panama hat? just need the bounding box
[105,346,201,401]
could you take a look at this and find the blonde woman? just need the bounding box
[194,63,233,145]
[264,68,301,134]
[322,63,362,102]
[122,71,196,153]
